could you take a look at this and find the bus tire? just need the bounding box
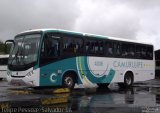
[0,78,3,81]
[62,73,75,89]
[118,72,133,88]
[97,83,109,88]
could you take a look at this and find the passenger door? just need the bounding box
[39,34,61,86]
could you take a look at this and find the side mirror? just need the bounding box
[5,40,15,54]
[5,40,15,45]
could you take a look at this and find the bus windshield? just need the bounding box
[8,34,41,66]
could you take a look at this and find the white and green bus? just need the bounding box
[6,29,155,88]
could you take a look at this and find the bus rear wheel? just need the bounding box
[118,72,133,88]
[97,83,109,88]
[62,74,75,90]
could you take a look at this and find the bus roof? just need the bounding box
[0,54,9,58]
[19,28,152,45]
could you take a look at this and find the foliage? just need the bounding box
[0,41,11,54]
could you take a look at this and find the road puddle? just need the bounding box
[0,80,160,113]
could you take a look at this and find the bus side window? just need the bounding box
[40,34,60,66]
[105,41,113,56]
[0,59,2,65]
[85,40,94,55]
[99,41,104,55]
[108,42,113,56]
[85,41,90,54]
[116,44,121,56]
[0,58,8,65]
[90,41,95,54]
[135,45,146,59]
[113,42,121,57]
[63,37,73,56]
[74,38,83,54]
[3,58,8,65]
[136,45,141,59]
[95,41,99,53]
[141,47,146,59]
[105,42,108,56]
[46,37,59,57]
[63,37,83,56]
[84,39,104,56]
[146,46,153,60]
[128,44,135,58]
[122,44,127,57]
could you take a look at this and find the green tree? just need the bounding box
[0,40,11,54]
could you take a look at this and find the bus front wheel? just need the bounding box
[118,72,133,88]
[62,74,75,89]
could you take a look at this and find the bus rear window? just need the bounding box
[0,58,8,65]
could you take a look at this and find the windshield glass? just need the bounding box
[8,34,41,66]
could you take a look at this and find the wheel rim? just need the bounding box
[64,76,73,88]
[126,76,131,85]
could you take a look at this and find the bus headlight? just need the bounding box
[26,70,34,77]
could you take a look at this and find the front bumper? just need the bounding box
[7,75,37,87]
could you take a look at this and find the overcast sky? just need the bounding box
[0,0,160,50]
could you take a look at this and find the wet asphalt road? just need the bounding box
[0,79,160,113]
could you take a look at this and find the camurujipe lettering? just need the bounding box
[113,61,143,68]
